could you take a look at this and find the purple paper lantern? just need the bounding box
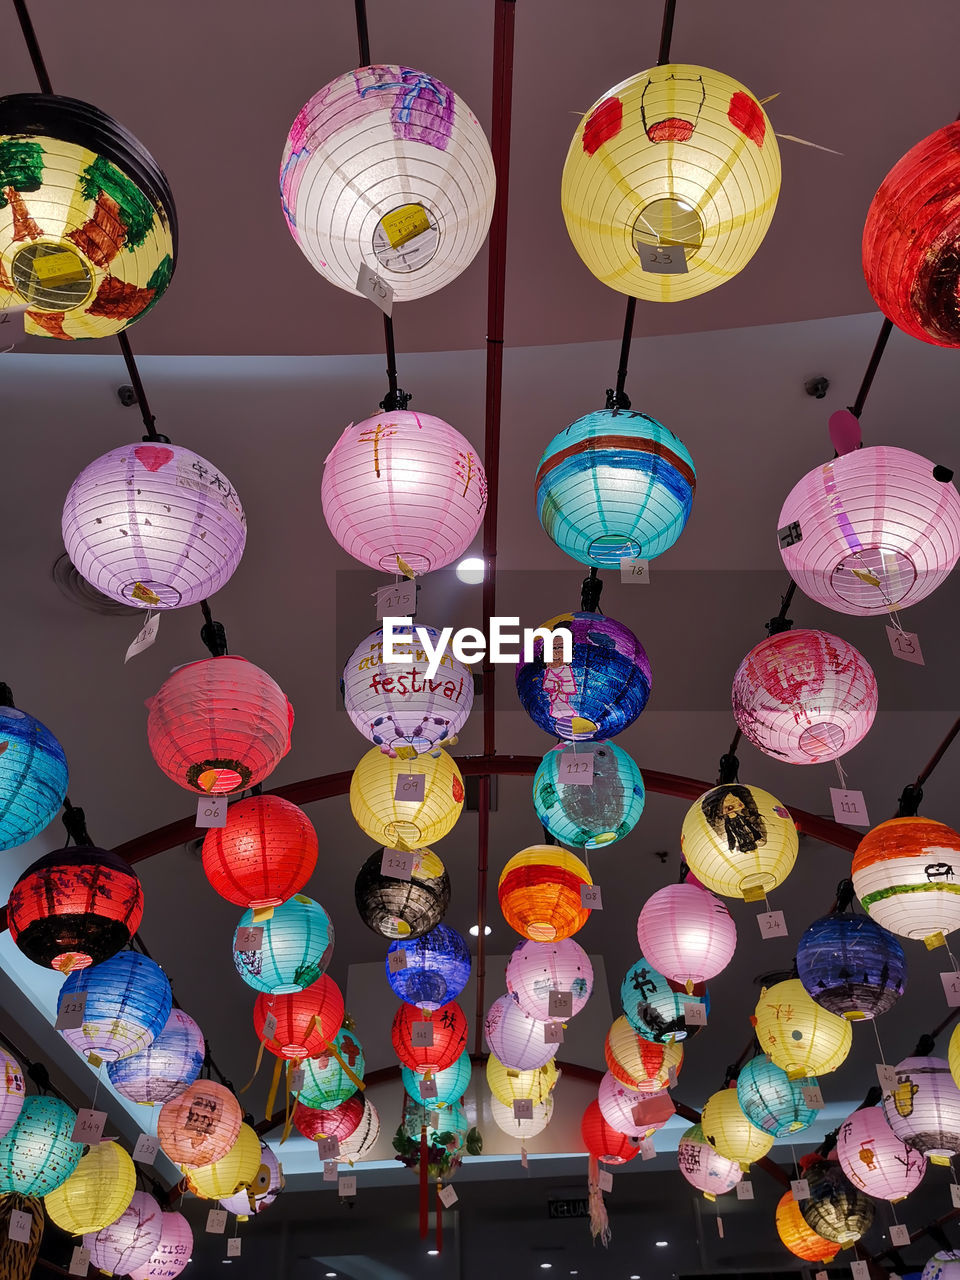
[598,1071,674,1138]
[107,1009,205,1105]
[505,938,593,1022]
[882,1056,960,1158]
[836,1105,926,1201]
[0,1049,25,1141]
[85,1191,163,1275]
[677,1122,743,1198]
[636,883,737,987]
[484,994,557,1071]
[127,1210,194,1280]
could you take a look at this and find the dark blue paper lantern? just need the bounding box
[797,911,906,1021]
[57,951,172,1062]
[386,923,471,1011]
[619,958,709,1044]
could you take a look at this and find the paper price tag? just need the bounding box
[791,1178,810,1201]
[235,926,263,952]
[71,1108,106,1144]
[262,1013,278,1040]
[356,263,394,316]
[124,611,160,664]
[851,1261,870,1280]
[133,1133,159,1165]
[800,1084,824,1110]
[196,794,227,828]
[338,1175,357,1198]
[889,1223,911,1247]
[941,972,960,1007]
[227,1237,242,1257]
[381,848,413,881]
[317,1136,340,1158]
[68,1245,91,1275]
[520,1146,528,1169]
[206,1209,227,1234]
[877,1063,898,1092]
[716,1215,724,1238]
[597,1170,613,1193]
[638,243,688,274]
[56,991,87,1031]
[736,1179,754,1200]
[513,1099,533,1120]
[0,304,27,352]
[388,947,408,973]
[412,1021,434,1047]
[395,773,425,802]
[887,625,924,666]
[619,557,650,584]
[375,583,416,620]
[580,884,602,909]
[543,1021,564,1044]
[683,1002,707,1027]
[547,990,573,1019]
[7,1210,31,1243]
[830,787,870,827]
[557,752,594,786]
[757,909,788,939]
[639,1137,656,1161]
[290,1067,305,1092]
[323,1159,339,1181]
[438,1184,458,1207]
[951,1182,960,1209]
[815,1273,829,1280]
[416,1074,437,1099]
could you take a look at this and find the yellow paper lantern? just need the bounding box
[604,1015,683,1091]
[950,1025,960,1092]
[43,1140,135,1235]
[561,63,780,302]
[485,1054,559,1108]
[754,979,852,1080]
[700,1086,774,1168]
[182,1123,262,1200]
[349,747,464,851]
[681,783,798,899]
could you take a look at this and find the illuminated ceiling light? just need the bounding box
[469,924,492,936]
[427,1249,440,1256]
[655,1240,668,1247]
[456,556,485,584]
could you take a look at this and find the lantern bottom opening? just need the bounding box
[632,198,705,258]
[194,766,247,794]
[11,241,93,311]
[797,722,846,758]
[279,1042,306,1058]
[377,550,432,574]
[739,871,777,894]
[586,534,642,564]
[833,547,915,610]
[121,579,184,608]
[841,1010,868,1021]
[526,922,560,942]
[51,950,93,973]
[86,1047,121,1062]
[785,1067,806,1081]
[384,820,422,846]
[248,896,284,910]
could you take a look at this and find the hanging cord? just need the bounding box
[199,600,228,657]
[117,332,168,443]
[580,568,603,613]
[657,0,677,64]
[380,314,411,412]
[849,317,894,419]
[0,682,14,709]
[61,799,92,848]
[11,0,52,92]
[354,0,371,65]
[605,297,636,412]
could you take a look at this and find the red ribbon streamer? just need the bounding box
[419,1126,428,1238]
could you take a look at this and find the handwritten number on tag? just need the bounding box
[513,1099,533,1120]
[830,788,870,827]
[206,1209,227,1234]
[791,1178,810,1200]
[356,264,394,316]
[395,774,425,802]
[196,794,227,828]
[381,849,413,880]
[757,910,787,939]
[412,1021,434,1047]
[580,884,602,909]
[886,625,924,665]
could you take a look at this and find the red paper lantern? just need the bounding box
[292,1093,364,1143]
[580,1100,638,1166]
[252,976,345,1060]
[201,795,317,909]
[391,1001,467,1075]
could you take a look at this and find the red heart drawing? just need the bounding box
[135,445,175,472]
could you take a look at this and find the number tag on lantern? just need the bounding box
[317,1136,340,1158]
[323,1159,338,1182]
[227,1237,242,1258]
[877,1063,898,1092]
[815,1272,829,1280]
[290,1067,305,1092]
[71,1108,106,1144]
[757,910,787,939]
[638,243,688,274]
[375,582,417,620]
[520,1146,528,1169]
[716,1215,724,1238]
[7,1210,31,1243]
[800,1085,824,1110]
[513,1099,533,1121]
[619,557,650,584]
[381,849,413,881]
[829,788,870,826]
[262,1013,278,1040]
[412,1021,434,1047]
[133,1133,159,1165]
[196,794,227,828]
[889,1223,911,1247]
[886,625,924,665]
[0,304,27,353]
[639,1137,656,1161]
[124,610,160,664]
[68,1245,91,1275]
[206,1209,227,1234]
[338,1175,357,1198]
[395,774,425,803]
[951,1183,960,1210]
[419,1076,438,1100]
[597,1169,613,1193]
[235,926,263,952]
[356,263,394,316]
[543,1022,564,1044]
[558,752,594,785]
[736,1179,754,1200]
[683,1002,707,1027]
[56,991,87,1030]
[438,1184,458,1207]
[791,1178,810,1201]
[940,972,960,1007]
[388,948,408,973]
[548,990,573,1019]
[851,1262,870,1280]
[580,884,602,910]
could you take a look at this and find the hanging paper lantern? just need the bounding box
[950,1025,960,1093]
[107,1008,205,1105]
[127,1210,193,1280]
[701,1087,774,1167]
[677,1123,742,1199]
[8,846,143,973]
[339,1100,381,1162]
[0,93,176,340]
[536,409,696,566]
[402,1052,471,1109]
[183,1123,261,1200]
[386,923,471,1010]
[0,1050,25,1141]
[0,691,68,851]
[754,979,852,1080]
[604,1016,683,1092]
[43,1141,135,1235]
[800,1160,875,1245]
[515,611,651,741]
[506,938,593,1022]
[796,910,906,1019]
[343,623,474,757]
[852,816,960,941]
[778,446,960,615]
[882,1056,960,1158]
[636,882,737,986]
[350,746,463,851]
[484,994,558,1072]
[836,1105,927,1201]
[619,958,708,1043]
[923,1252,960,1280]
[62,442,245,611]
[355,846,450,940]
[280,66,495,302]
[392,1001,467,1075]
[680,783,798,899]
[299,1027,365,1108]
[321,411,487,575]
[498,845,592,942]
[157,1080,242,1167]
[580,1100,638,1165]
[202,795,317,909]
[57,950,172,1062]
[219,1143,282,1216]
[533,741,645,849]
[253,974,345,1059]
[775,1191,841,1264]
[491,1094,553,1141]
[84,1190,163,1276]
[732,629,878,765]
[598,1072,674,1139]
[486,1055,559,1107]
[293,1092,365,1144]
[233,894,334,995]
[0,1097,83,1196]
[736,1056,817,1137]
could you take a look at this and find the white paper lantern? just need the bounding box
[922,1251,960,1280]
[836,1106,926,1201]
[484,993,558,1071]
[490,1094,554,1141]
[84,1190,162,1275]
[882,1056,960,1159]
[505,938,593,1022]
[598,1071,674,1138]
[338,1099,381,1162]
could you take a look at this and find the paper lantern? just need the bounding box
[536,409,695,566]
[322,411,486,575]
[280,66,494,302]
[343,623,473,757]
[339,1099,381,1162]
[392,1000,467,1075]
[107,1008,205,1106]
[506,938,593,1022]
[202,795,317,909]
[233,894,334,995]
[680,783,798,899]
[219,1143,282,1216]
[533,740,645,848]
[677,1123,742,1199]
[580,1100,638,1165]
[253,975,345,1059]
[183,1122,261,1200]
[293,1092,365,1144]
[386,923,471,1011]
[837,1105,926,1201]
[43,1141,134,1234]
[775,1191,841,1264]
[0,1051,24,1141]
[732,629,878,764]
[8,846,143,973]
[299,1027,365,1108]
[515,611,651,741]
[778,446,960,615]
[561,64,780,302]
[58,951,172,1062]
[796,910,906,1019]
[0,1192,43,1273]
[636,882,737,986]
[62,442,245,611]
[491,1094,553,1140]
[620,958,708,1043]
[605,1016,683,1091]
[701,1087,774,1167]
[157,1080,242,1167]
[402,1051,470,1109]
[486,1055,558,1107]
[350,746,463,851]
[923,1252,960,1280]
[127,1210,193,1280]
[736,1056,817,1137]
[0,93,176,339]
[882,1056,960,1158]
[801,1160,875,1245]
[84,1190,163,1276]
[754,979,852,1080]
[949,1024,960,1092]
[498,845,592,941]
[852,816,960,941]
[598,1072,674,1139]
[0,693,68,850]
[0,1097,83,1196]
[484,994,558,1071]
[355,846,450,940]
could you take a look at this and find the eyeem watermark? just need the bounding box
[383,617,572,680]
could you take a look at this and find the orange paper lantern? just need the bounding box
[775,1190,841,1264]
[498,845,592,941]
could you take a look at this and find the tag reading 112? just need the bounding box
[558,752,593,785]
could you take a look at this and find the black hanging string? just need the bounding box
[580,567,603,613]
[657,0,677,65]
[849,317,894,419]
[199,599,228,657]
[61,799,92,848]
[354,0,371,65]
[380,313,411,412]
[605,297,636,412]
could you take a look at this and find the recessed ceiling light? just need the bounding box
[428,1249,440,1256]
[631,1274,641,1278]
[469,923,492,936]
[456,556,485,584]
[655,1239,668,1247]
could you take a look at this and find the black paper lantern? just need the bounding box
[354,848,449,940]
[800,1160,875,1245]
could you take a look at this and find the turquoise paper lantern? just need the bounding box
[298,1027,365,1109]
[0,1096,83,1195]
[386,923,471,1011]
[58,951,172,1062]
[620,958,708,1044]
[533,740,645,848]
[401,1051,472,1109]
[233,894,335,994]
[737,1054,818,1137]
[0,687,68,851]
[535,409,696,567]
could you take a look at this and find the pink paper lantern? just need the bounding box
[732,629,878,764]
[84,1191,163,1276]
[127,1211,193,1280]
[321,411,487,575]
[147,656,294,794]
[677,1122,743,1198]
[0,1049,25,1141]
[636,883,737,986]
[505,938,593,1022]
[837,1106,926,1201]
[598,1071,674,1138]
[484,993,558,1071]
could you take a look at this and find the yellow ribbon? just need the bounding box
[265,1056,283,1123]
[280,1059,297,1145]
[239,1039,266,1095]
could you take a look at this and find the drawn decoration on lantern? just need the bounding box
[386,923,471,1010]
[921,1251,960,1280]
[107,1008,204,1105]
[350,747,464,851]
[680,783,798,899]
[299,1028,365,1109]
[0,687,68,851]
[355,846,450,940]
[182,1122,262,1200]
[0,1048,25,1141]
[484,994,558,1072]
[339,1099,381,1162]
[881,1056,960,1159]
[753,979,852,1080]
[636,882,737,987]
[799,1159,875,1245]
[796,909,906,1020]
[219,1141,283,1217]
[533,740,645,849]
[0,1096,84,1196]
[677,1123,742,1199]
[83,1190,163,1276]
[701,1087,774,1168]
[852,816,960,941]
[506,937,594,1022]
[498,845,593,942]
[57,951,172,1063]
[604,1016,682,1092]
[620,958,708,1043]
[775,1190,841,1264]
[836,1105,927,1201]
[736,1056,818,1137]
[293,1092,365,1145]
[232,894,335,995]
[126,1210,193,1280]
[201,795,317,909]
[156,1081,243,1168]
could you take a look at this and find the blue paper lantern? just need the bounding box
[533,740,645,848]
[797,911,906,1021]
[298,1027,365,1109]
[57,951,172,1062]
[620,958,709,1044]
[0,1096,83,1195]
[737,1054,818,1137]
[535,409,696,567]
[516,612,651,742]
[0,688,68,851]
[233,894,335,994]
[386,923,471,1011]
[401,1051,472,1109]
[107,1008,205,1105]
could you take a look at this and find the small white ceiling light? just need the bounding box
[469,923,492,936]
[456,555,485,584]
[428,1250,440,1257]
[655,1240,668,1247]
